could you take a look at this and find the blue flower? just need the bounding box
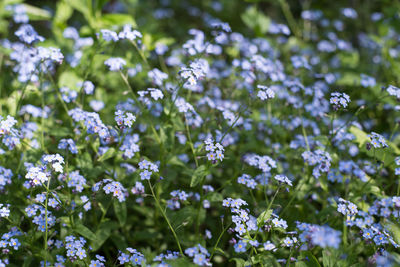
[104,57,126,71]
[368,132,388,149]
[374,234,388,246]
[283,237,297,247]
[193,253,208,266]
[58,139,78,154]
[118,252,130,264]
[100,29,119,42]
[274,174,293,186]
[330,92,350,109]
[257,85,275,100]
[15,24,44,44]
[130,254,144,265]
[9,238,20,250]
[234,240,247,252]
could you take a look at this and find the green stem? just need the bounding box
[119,71,142,108]
[43,176,52,267]
[185,117,198,167]
[210,222,232,259]
[130,40,150,69]
[277,0,301,39]
[147,180,183,255]
[299,110,310,151]
[219,106,249,144]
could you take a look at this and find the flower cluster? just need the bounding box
[204,138,224,162]
[167,190,189,210]
[337,198,358,216]
[60,87,78,103]
[118,248,145,265]
[257,85,275,100]
[137,88,164,102]
[115,110,136,128]
[25,204,56,231]
[368,132,388,149]
[0,204,10,218]
[185,244,211,266]
[330,92,350,109]
[100,25,142,42]
[222,198,258,238]
[63,170,87,192]
[0,227,22,251]
[180,58,209,85]
[69,108,110,139]
[65,236,88,260]
[297,222,341,249]
[25,154,64,186]
[95,179,127,202]
[104,57,126,71]
[138,159,159,180]
[274,174,293,186]
[387,85,400,98]
[302,150,332,178]
[58,139,78,154]
[0,166,12,191]
[336,198,399,248]
[244,154,277,173]
[0,115,20,150]
[119,134,140,159]
[237,174,257,189]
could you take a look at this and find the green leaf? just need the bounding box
[165,257,197,267]
[241,5,270,36]
[98,148,116,162]
[322,250,336,267]
[99,14,136,28]
[76,152,93,170]
[23,4,52,20]
[206,192,223,202]
[252,254,280,266]
[348,126,369,147]
[169,206,195,228]
[349,125,399,169]
[113,199,127,226]
[167,156,187,168]
[230,258,246,267]
[338,52,359,69]
[385,221,400,244]
[257,209,272,227]
[53,0,74,27]
[58,70,81,89]
[75,223,97,241]
[49,127,71,137]
[214,247,228,257]
[335,72,360,87]
[91,221,119,251]
[301,251,321,267]
[190,165,209,187]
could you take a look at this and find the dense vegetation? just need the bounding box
[0,0,400,266]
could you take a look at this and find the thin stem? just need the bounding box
[219,106,249,144]
[119,71,142,108]
[185,117,199,167]
[15,69,37,117]
[210,222,232,259]
[280,175,310,217]
[43,176,52,267]
[299,110,310,151]
[147,180,183,255]
[119,71,161,144]
[277,0,301,39]
[130,40,150,69]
